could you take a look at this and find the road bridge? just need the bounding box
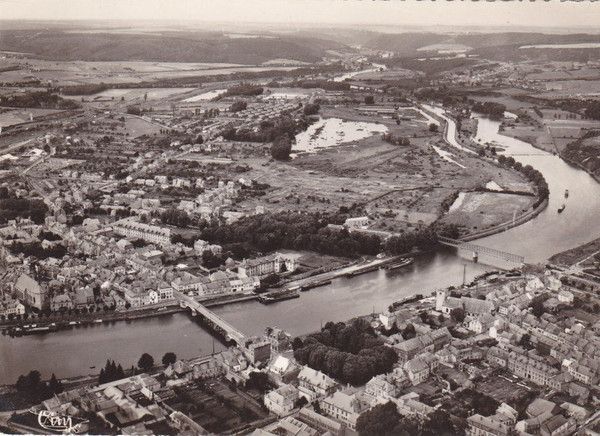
[174,291,247,346]
[438,236,525,265]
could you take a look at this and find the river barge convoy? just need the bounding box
[6,320,91,337]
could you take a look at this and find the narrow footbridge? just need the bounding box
[438,236,525,265]
[174,291,247,345]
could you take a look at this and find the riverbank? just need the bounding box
[460,197,549,244]
[429,107,548,247]
[0,293,258,334]
[0,255,408,339]
[499,121,600,184]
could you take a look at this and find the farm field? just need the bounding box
[0,58,300,86]
[123,115,164,137]
[79,87,196,102]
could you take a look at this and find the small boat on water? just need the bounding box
[564,189,569,198]
[558,204,566,213]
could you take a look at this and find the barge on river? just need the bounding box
[300,279,332,292]
[258,288,300,304]
[384,257,414,271]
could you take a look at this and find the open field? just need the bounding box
[351,68,418,81]
[123,115,163,137]
[232,105,534,234]
[0,58,300,86]
[526,67,600,81]
[283,251,349,270]
[77,87,196,102]
[0,108,66,128]
[441,191,536,235]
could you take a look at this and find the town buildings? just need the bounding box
[112,219,171,246]
[238,253,296,278]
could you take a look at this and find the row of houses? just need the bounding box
[112,218,171,247]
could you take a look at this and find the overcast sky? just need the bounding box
[1,0,599,30]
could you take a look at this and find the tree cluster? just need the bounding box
[200,211,382,258]
[162,352,177,366]
[224,83,264,97]
[497,156,549,207]
[271,134,293,160]
[285,79,350,91]
[202,250,229,269]
[303,103,320,116]
[293,319,398,385]
[584,101,600,120]
[15,371,63,404]
[456,388,500,417]
[8,241,67,260]
[0,91,79,110]
[138,353,155,372]
[384,226,443,255]
[450,307,465,323]
[61,83,108,95]
[356,401,458,436]
[229,100,248,112]
[126,105,142,115]
[472,101,507,120]
[414,86,466,107]
[382,132,410,146]
[245,371,271,394]
[529,294,548,318]
[0,197,48,224]
[160,208,191,227]
[221,115,309,143]
[99,360,126,384]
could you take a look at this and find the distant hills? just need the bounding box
[362,32,600,61]
[2,27,600,65]
[0,30,348,64]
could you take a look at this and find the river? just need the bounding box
[3,114,600,384]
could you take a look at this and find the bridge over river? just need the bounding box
[174,291,247,345]
[438,236,525,265]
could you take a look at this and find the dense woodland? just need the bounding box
[292,319,398,385]
[471,101,507,120]
[0,191,48,224]
[200,211,458,258]
[201,211,382,257]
